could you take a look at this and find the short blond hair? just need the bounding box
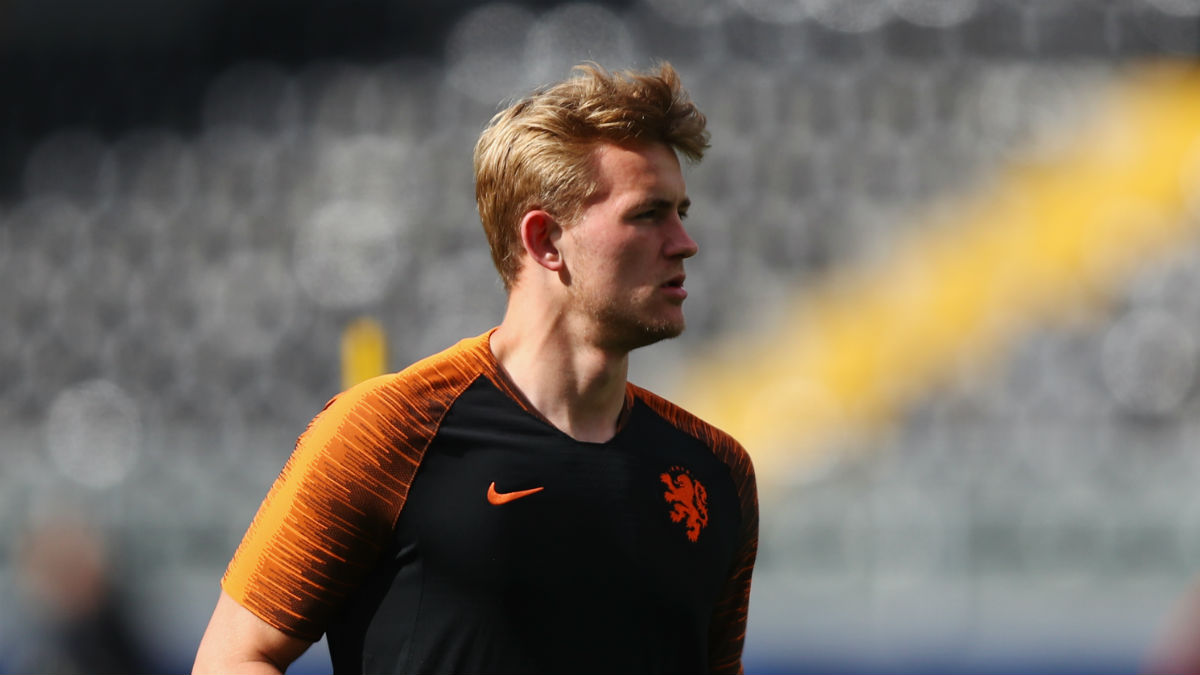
[473,62,709,290]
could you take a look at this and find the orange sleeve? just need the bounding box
[221,334,490,641]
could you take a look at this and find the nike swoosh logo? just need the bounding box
[487,481,544,505]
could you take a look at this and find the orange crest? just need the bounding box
[660,468,708,542]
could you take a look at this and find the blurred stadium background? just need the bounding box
[3,0,1200,673]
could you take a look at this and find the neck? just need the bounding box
[490,302,630,444]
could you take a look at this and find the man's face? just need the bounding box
[561,142,699,352]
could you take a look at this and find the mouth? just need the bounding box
[660,274,688,301]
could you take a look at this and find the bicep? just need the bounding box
[193,590,314,675]
[709,456,759,674]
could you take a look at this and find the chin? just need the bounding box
[587,295,687,351]
[612,316,686,352]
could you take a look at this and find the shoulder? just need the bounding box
[629,382,744,451]
[290,331,496,461]
[629,383,755,481]
[319,331,495,420]
[396,330,497,385]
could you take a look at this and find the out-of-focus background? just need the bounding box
[3,0,1200,673]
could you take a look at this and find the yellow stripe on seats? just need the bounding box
[675,62,1200,483]
[341,316,388,389]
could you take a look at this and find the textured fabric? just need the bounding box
[222,330,757,674]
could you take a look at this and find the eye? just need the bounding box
[678,210,689,220]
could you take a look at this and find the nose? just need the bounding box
[665,217,699,260]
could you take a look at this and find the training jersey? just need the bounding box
[222,329,758,675]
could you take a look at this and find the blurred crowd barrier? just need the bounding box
[3,1,1200,673]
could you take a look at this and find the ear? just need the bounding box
[518,209,564,272]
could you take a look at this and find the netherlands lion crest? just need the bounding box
[660,467,708,543]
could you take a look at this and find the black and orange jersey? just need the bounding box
[222,329,758,675]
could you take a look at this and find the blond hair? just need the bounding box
[473,62,709,290]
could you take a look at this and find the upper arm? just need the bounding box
[708,445,759,675]
[193,590,313,675]
[220,377,439,640]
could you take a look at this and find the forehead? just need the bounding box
[588,142,686,203]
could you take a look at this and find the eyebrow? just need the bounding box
[632,197,691,212]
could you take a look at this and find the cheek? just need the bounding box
[603,251,648,285]
[567,228,654,283]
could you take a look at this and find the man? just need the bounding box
[193,61,758,675]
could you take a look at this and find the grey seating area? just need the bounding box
[2,1,1200,673]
